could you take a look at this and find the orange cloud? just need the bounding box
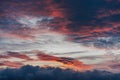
[37,51,93,71]
[0,51,93,71]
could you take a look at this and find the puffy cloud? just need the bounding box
[0,65,120,80]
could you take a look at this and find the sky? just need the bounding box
[0,0,120,79]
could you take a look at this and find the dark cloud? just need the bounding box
[48,0,120,48]
[0,0,119,48]
[0,65,120,80]
[52,51,87,55]
[76,56,102,60]
[0,55,10,59]
[7,51,33,61]
[0,0,120,75]
[109,63,120,70]
[0,0,62,39]
[68,35,120,48]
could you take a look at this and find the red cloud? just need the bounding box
[0,61,23,68]
[36,51,93,71]
[0,51,93,71]
[0,55,10,59]
[0,0,119,40]
[7,52,33,61]
[0,0,67,40]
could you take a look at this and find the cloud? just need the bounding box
[0,51,93,71]
[0,0,120,36]
[33,51,93,71]
[7,51,33,61]
[0,50,120,72]
[0,55,10,59]
[0,0,119,50]
[109,64,120,71]
[48,0,120,40]
[0,61,23,68]
[0,65,120,80]
[0,0,120,74]
[0,0,63,39]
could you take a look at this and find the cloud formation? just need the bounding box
[0,51,93,71]
[0,61,23,68]
[0,50,120,73]
[37,51,92,71]
[0,0,120,74]
[0,65,120,80]
[0,0,119,49]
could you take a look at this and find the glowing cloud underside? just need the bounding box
[0,0,120,74]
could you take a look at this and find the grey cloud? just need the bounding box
[0,65,120,80]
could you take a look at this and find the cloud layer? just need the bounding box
[0,65,120,80]
[0,0,120,74]
[0,51,92,71]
